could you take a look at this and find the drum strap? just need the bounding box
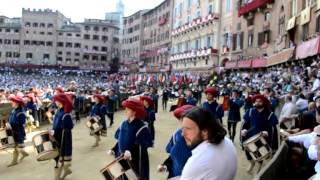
[136,125,148,137]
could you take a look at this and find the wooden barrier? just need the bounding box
[0,103,12,128]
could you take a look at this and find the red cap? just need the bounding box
[9,96,26,107]
[53,94,73,113]
[173,105,195,119]
[252,94,270,107]
[122,99,146,119]
[140,96,154,108]
[26,93,36,103]
[94,94,106,103]
[55,87,64,94]
[204,87,218,97]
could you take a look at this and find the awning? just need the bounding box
[267,47,295,66]
[238,60,252,68]
[225,61,237,69]
[286,16,296,31]
[296,36,320,59]
[252,58,267,68]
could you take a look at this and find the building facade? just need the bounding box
[121,10,147,72]
[225,0,320,70]
[169,0,221,72]
[0,8,120,71]
[140,0,173,73]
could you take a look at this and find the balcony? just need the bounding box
[238,0,274,17]
[169,48,218,62]
[171,13,220,37]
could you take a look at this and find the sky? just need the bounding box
[0,0,164,22]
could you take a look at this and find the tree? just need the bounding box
[108,57,120,74]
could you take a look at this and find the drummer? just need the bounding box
[6,95,29,167]
[240,94,278,174]
[108,98,153,180]
[158,105,194,179]
[90,94,107,147]
[51,93,74,180]
[202,87,224,124]
[140,96,156,142]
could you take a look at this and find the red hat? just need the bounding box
[94,94,106,103]
[204,87,218,97]
[9,96,26,107]
[173,105,195,120]
[122,99,146,119]
[140,96,154,108]
[252,94,270,107]
[25,93,36,103]
[55,87,64,94]
[53,94,73,113]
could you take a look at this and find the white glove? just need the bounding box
[5,123,11,130]
[157,164,167,172]
[262,131,269,137]
[123,150,132,160]
[241,129,247,137]
[107,150,115,156]
[50,130,55,136]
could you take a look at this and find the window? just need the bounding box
[13,40,20,45]
[84,34,90,40]
[226,0,231,13]
[316,16,320,33]
[205,59,208,65]
[264,12,271,21]
[248,31,254,47]
[59,32,63,36]
[101,47,108,52]
[195,39,200,49]
[58,51,63,55]
[248,18,254,26]
[93,46,99,51]
[74,43,81,48]
[83,55,89,60]
[92,56,98,60]
[57,57,63,61]
[76,34,80,37]
[6,52,12,58]
[258,31,270,46]
[66,42,72,48]
[5,29,10,33]
[43,54,50,59]
[14,29,19,33]
[85,26,90,31]
[66,52,71,56]
[47,32,53,35]
[39,41,45,46]
[40,23,46,28]
[46,41,53,46]
[197,11,201,18]
[93,26,99,31]
[24,40,30,45]
[75,52,80,56]
[93,35,99,40]
[13,52,20,58]
[4,39,11,44]
[33,23,38,27]
[67,33,72,37]
[26,53,33,59]
[302,24,309,41]
[0,39,2,44]
[102,27,108,32]
[25,22,30,27]
[32,41,37,45]
[101,56,107,61]
[208,4,213,13]
[47,23,53,28]
[207,36,212,47]
[57,42,64,47]
[291,0,297,16]
[40,31,45,35]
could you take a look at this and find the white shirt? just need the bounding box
[288,132,315,149]
[312,79,320,92]
[279,102,298,128]
[295,98,308,111]
[181,138,237,180]
[308,144,320,179]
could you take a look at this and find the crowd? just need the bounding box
[1,58,320,180]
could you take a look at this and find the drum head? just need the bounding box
[37,150,59,161]
[243,133,263,145]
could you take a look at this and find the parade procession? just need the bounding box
[2,0,320,180]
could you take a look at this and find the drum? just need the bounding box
[86,116,102,134]
[100,157,138,180]
[243,133,272,161]
[0,128,15,149]
[32,131,59,161]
